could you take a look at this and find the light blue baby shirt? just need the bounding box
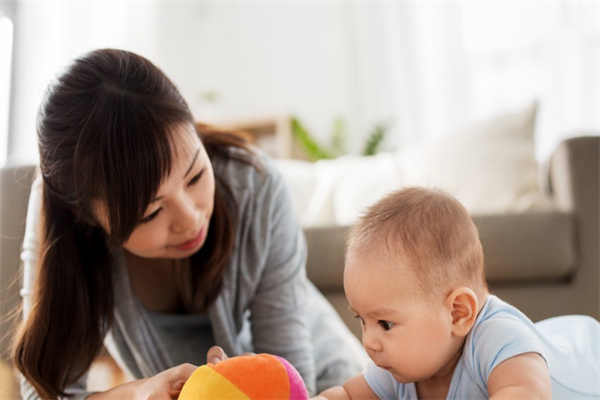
[363,295,599,399]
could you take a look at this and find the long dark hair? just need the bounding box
[11,49,254,399]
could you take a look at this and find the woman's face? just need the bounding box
[93,124,216,259]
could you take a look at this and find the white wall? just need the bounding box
[6,2,599,164]
[9,1,162,163]
[156,2,364,148]
[8,2,366,162]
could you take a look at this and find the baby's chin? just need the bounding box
[388,369,419,385]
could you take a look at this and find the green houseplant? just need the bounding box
[291,116,390,161]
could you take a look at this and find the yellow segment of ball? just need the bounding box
[179,364,251,400]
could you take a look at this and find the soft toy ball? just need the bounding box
[178,353,309,400]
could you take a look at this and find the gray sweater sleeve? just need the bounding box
[244,159,317,394]
[220,151,366,395]
[20,376,94,400]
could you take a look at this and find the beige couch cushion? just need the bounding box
[475,211,576,282]
[396,102,552,215]
[305,210,577,290]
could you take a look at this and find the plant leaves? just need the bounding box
[330,117,347,157]
[291,117,335,161]
[362,123,387,156]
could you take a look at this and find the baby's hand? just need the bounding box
[206,345,228,365]
[206,345,256,365]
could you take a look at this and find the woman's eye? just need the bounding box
[188,170,204,186]
[379,320,394,331]
[141,208,161,224]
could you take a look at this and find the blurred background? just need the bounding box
[1,3,599,398]
[0,1,598,167]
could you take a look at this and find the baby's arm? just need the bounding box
[312,374,379,400]
[487,352,551,399]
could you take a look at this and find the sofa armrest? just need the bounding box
[549,135,600,216]
[0,163,38,362]
[549,136,599,276]
[547,135,599,316]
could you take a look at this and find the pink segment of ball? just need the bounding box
[273,355,309,400]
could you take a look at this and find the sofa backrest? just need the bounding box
[0,163,37,362]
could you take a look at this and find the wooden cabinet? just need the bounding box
[199,115,306,160]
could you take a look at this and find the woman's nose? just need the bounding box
[171,195,199,233]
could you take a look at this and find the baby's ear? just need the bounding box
[445,287,478,338]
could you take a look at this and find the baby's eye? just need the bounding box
[353,314,365,326]
[378,320,394,331]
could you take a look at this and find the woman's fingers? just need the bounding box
[206,345,228,365]
[167,363,197,386]
[87,364,199,400]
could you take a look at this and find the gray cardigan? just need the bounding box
[20,149,367,400]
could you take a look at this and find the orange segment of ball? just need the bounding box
[178,353,301,400]
[215,353,290,399]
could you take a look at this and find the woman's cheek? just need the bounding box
[124,225,170,256]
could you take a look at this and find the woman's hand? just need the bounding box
[87,363,197,400]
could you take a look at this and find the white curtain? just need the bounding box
[7,1,161,164]
[345,1,599,161]
[6,2,598,164]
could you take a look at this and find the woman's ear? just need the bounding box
[445,287,478,338]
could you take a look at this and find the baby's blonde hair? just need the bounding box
[346,187,488,303]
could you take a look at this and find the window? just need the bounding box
[0,3,15,168]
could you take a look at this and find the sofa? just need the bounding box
[0,135,598,394]
[303,136,599,338]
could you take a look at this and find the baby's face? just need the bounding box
[344,252,464,384]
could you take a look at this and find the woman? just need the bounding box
[12,49,366,400]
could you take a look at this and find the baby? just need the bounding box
[315,187,599,399]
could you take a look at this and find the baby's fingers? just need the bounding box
[207,345,228,365]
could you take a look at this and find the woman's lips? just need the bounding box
[174,227,205,251]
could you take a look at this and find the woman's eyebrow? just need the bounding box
[183,148,201,179]
[149,148,201,204]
